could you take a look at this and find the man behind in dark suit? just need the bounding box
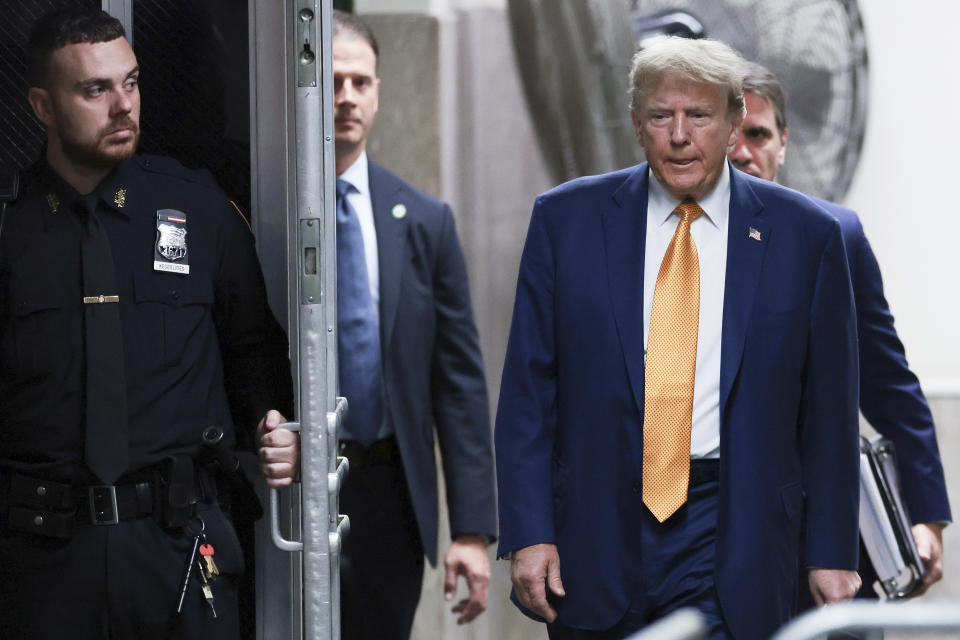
[330,10,496,640]
[728,62,952,599]
[496,37,862,639]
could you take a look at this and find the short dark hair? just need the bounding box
[332,9,379,65]
[27,7,126,88]
[742,62,788,134]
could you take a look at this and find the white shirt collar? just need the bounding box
[647,161,731,230]
[339,150,370,197]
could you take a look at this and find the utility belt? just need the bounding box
[0,455,221,539]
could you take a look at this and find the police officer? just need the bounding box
[0,8,297,639]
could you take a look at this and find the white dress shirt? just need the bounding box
[340,151,380,308]
[643,164,730,459]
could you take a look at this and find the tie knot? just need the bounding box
[674,199,703,224]
[336,178,353,200]
[77,193,99,218]
[75,193,101,230]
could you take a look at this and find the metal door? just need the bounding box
[251,1,344,639]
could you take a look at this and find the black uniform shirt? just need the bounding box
[0,155,291,483]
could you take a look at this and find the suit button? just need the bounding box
[632,481,641,494]
[171,290,180,300]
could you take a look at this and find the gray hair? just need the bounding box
[629,36,747,120]
[742,61,788,134]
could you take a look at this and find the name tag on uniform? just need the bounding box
[155,209,190,274]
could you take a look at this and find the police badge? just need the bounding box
[155,209,190,274]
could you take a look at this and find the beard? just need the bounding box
[59,116,141,170]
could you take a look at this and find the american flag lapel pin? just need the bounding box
[748,227,762,242]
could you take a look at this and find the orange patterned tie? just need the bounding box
[643,199,702,522]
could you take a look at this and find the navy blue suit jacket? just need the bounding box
[367,161,496,565]
[495,164,861,639]
[818,198,951,525]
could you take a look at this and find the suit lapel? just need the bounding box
[719,167,769,417]
[603,165,649,414]
[368,161,408,352]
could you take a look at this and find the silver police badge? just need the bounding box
[158,224,187,260]
[154,209,190,274]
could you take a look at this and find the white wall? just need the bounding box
[844,0,960,394]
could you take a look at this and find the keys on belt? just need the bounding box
[176,517,221,618]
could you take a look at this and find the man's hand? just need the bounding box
[510,543,565,623]
[911,522,945,596]
[256,410,299,488]
[808,569,861,606]
[443,535,491,624]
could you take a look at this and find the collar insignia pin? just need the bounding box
[748,227,762,242]
[114,189,126,208]
[45,193,60,213]
[392,203,407,219]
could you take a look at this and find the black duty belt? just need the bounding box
[689,459,720,488]
[339,437,401,469]
[0,463,213,538]
[0,473,156,538]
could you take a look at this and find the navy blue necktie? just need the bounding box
[336,178,383,446]
[77,194,129,484]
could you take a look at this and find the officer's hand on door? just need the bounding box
[257,410,300,488]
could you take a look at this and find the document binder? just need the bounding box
[859,435,925,599]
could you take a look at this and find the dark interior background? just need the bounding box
[0,0,252,216]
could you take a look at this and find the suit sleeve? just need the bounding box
[213,202,294,449]
[851,222,951,524]
[430,204,498,541]
[495,198,558,557]
[802,220,861,570]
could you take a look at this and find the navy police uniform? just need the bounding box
[0,154,291,639]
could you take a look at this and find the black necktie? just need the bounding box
[77,194,129,484]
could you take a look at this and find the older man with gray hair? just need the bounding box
[495,37,862,639]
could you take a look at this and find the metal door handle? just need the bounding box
[329,514,350,555]
[269,421,303,552]
[329,456,349,494]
